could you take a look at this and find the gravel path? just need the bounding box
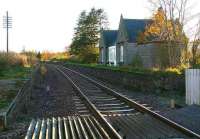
[0,64,87,139]
[162,105,200,134]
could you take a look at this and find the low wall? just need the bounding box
[137,43,182,68]
[66,64,185,94]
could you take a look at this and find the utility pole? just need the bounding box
[3,11,12,53]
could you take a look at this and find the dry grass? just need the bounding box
[0,52,37,68]
[0,52,35,109]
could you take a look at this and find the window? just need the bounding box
[120,46,123,62]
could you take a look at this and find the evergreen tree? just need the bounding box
[70,8,108,63]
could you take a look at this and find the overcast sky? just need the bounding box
[0,0,199,52]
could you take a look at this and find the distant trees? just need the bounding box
[70,8,108,63]
[41,51,52,61]
[40,51,69,61]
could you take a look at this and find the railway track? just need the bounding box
[25,64,200,139]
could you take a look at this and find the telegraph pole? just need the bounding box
[3,11,12,53]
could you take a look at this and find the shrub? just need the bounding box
[131,54,143,68]
[67,55,82,63]
[0,52,23,68]
[165,67,181,74]
[0,53,8,68]
[0,52,38,69]
[78,46,99,63]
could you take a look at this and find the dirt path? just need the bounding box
[0,64,83,139]
[27,64,80,118]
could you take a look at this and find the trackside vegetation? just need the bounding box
[64,62,184,76]
[0,52,36,109]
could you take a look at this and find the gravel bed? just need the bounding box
[27,64,80,118]
[0,64,82,138]
[162,105,200,134]
[0,121,29,139]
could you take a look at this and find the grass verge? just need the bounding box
[0,66,31,80]
[64,62,183,77]
[0,66,32,109]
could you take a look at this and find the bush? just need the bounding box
[67,55,82,63]
[0,52,23,68]
[78,46,99,63]
[0,53,7,69]
[0,52,38,69]
[165,67,181,74]
[131,54,143,68]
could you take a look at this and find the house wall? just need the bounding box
[137,43,182,68]
[104,47,108,64]
[120,42,182,68]
[137,43,155,68]
[116,16,129,66]
[99,35,107,64]
[124,43,138,65]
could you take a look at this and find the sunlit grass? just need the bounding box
[165,67,182,74]
[0,52,36,79]
[0,66,31,79]
[65,62,183,76]
[0,52,33,110]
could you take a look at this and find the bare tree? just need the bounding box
[149,0,190,38]
[148,0,191,67]
[191,19,200,66]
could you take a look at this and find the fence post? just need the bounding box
[0,112,7,130]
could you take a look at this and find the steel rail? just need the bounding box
[56,66,122,139]
[60,65,200,139]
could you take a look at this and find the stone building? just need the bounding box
[99,15,183,68]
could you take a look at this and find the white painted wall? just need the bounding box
[185,69,200,105]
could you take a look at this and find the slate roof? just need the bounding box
[123,19,152,43]
[102,30,118,47]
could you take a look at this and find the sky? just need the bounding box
[0,0,199,52]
